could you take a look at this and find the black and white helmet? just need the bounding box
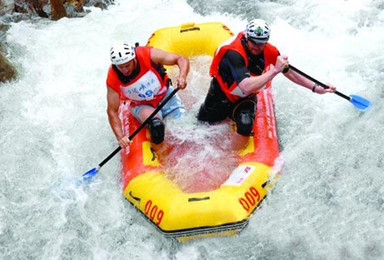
[245,19,270,44]
[110,41,136,65]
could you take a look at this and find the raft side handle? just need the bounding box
[261,180,270,189]
[188,196,210,202]
[179,22,200,33]
[180,22,199,33]
[150,147,157,161]
[129,191,142,202]
[180,27,201,33]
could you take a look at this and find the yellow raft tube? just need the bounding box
[119,22,281,242]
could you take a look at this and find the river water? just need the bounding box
[1,0,384,259]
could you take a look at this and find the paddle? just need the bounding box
[288,65,372,111]
[81,87,180,182]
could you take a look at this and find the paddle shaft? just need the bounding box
[289,65,350,101]
[98,87,180,168]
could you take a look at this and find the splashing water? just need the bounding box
[1,0,384,259]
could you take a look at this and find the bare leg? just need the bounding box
[138,106,163,122]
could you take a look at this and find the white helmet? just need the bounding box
[110,41,136,65]
[245,19,270,44]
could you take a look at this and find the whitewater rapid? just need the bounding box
[1,0,384,259]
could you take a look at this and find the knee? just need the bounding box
[197,103,212,122]
[197,103,228,123]
[148,118,165,144]
[235,111,254,136]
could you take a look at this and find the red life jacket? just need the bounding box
[209,32,279,102]
[106,46,169,108]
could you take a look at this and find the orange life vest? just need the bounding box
[106,46,169,108]
[209,32,279,102]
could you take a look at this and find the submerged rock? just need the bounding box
[0,23,17,83]
[0,0,15,15]
[0,0,115,83]
[2,0,115,20]
[0,52,17,83]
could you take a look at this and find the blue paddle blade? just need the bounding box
[81,167,99,182]
[350,95,372,111]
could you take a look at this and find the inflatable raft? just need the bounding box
[119,22,280,242]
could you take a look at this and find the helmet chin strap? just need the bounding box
[132,58,137,70]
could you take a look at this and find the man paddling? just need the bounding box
[106,42,190,148]
[198,19,337,139]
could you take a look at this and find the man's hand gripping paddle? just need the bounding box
[289,65,371,111]
[81,88,180,183]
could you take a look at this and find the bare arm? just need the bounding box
[238,68,280,95]
[238,54,336,95]
[150,48,190,89]
[238,55,288,95]
[283,68,336,94]
[106,87,131,148]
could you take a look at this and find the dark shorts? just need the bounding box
[197,79,257,135]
